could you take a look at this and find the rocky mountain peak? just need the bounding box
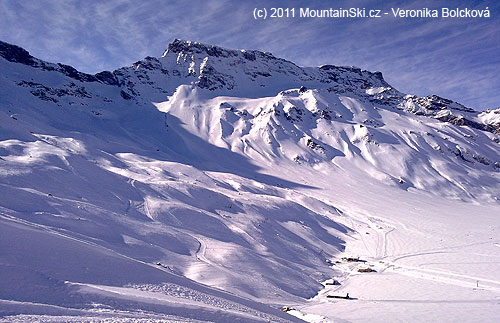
[165,39,237,58]
[3,38,496,135]
[163,38,274,62]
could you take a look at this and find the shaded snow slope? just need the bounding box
[1,39,500,322]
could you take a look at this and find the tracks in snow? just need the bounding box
[323,206,500,299]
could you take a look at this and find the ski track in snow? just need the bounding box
[1,39,500,322]
[348,210,500,290]
[292,198,500,322]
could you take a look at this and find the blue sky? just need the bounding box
[0,0,498,110]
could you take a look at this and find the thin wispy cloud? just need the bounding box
[0,0,498,110]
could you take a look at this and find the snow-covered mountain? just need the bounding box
[1,39,499,322]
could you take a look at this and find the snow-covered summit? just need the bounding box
[119,38,393,99]
[111,39,498,136]
[164,38,274,60]
[1,38,499,193]
[1,39,500,322]
[479,108,500,125]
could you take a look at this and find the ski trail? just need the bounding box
[193,236,234,278]
[329,208,500,298]
[382,227,394,258]
[0,213,176,276]
[70,282,292,323]
[384,260,500,291]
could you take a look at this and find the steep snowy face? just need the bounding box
[478,108,500,132]
[113,39,499,136]
[2,36,500,199]
[1,39,500,321]
[0,39,355,316]
[1,38,499,202]
[399,95,500,135]
[160,85,500,202]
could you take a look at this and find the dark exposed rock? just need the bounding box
[320,65,389,86]
[95,71,119,86]
[320,66,392,96]
[319,65,337,71]
[16,80,91,102]
[0,40,121,86]
[166,39,299,73]
[285,106,303,122]
[306,138,325,152]
[472,154,491,166]
[167,39,238,58]
[342,257,365,262]
[242,51,256,61]
[254,71,271,77]
[196,62,234,91]
[313,109,332,120]
[373,71,384,81]
[120,90,134,100]
[434,112,498,134]
[57,63,96,82]
[31,89,58,103]
[450,146,470,162]
[416,95,475,113]
[219,102,233,109]
[0,40,37,65]
[363,119,383,127]
[399,95,499,135]
[358,268,375,273]
[131,56,169,75]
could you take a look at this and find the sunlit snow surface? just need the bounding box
[1,40,500,322]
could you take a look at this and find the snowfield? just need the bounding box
[0,39,499,322]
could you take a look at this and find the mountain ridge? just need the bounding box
[1,38,500,322]
[1,38,499,199]
[2,38,498,136]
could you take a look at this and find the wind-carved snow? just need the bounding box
[0,39,500,322]
[479,108,500,126]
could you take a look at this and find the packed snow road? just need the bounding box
[290,184,500,323]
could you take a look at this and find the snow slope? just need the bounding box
[0,39,499,322]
